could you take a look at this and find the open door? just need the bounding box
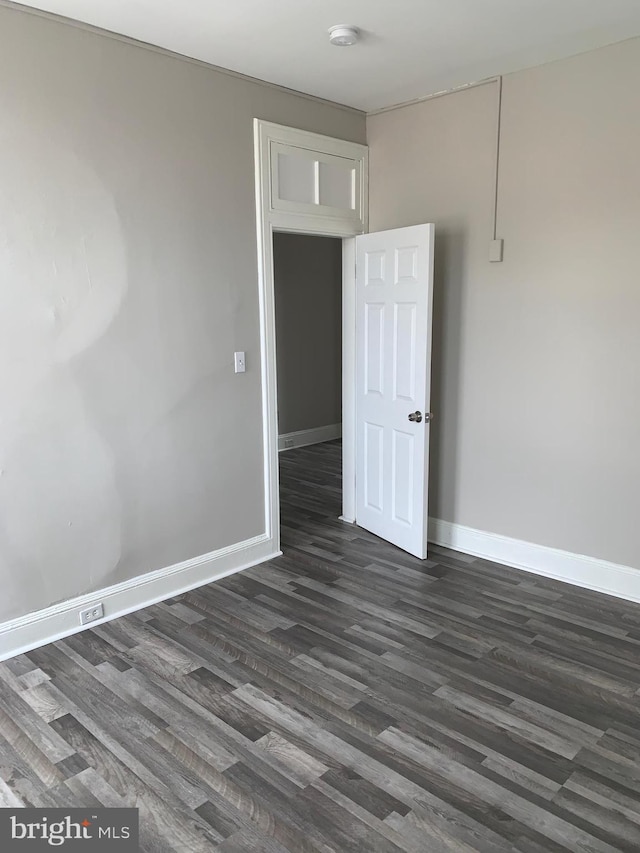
[355,224,435,559]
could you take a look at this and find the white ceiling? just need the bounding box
[14,0,640,111]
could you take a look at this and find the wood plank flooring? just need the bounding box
[2,439,640,850]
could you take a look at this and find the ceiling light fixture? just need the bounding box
[328,25,359,47]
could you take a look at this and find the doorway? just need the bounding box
[253,119,365,556]
[254,120,435,562]
[272,232,344,542]
[273,233,343,453]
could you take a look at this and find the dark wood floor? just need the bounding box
[2,441,640,851]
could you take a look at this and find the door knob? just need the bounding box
[408,411,423,423]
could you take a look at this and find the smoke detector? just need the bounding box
[328,25,359,47]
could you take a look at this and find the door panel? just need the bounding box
[391,429,414,526]
[355,224,434,558]
[364,303,385,395]
[393,303,417,402]
[395,245,419,282]
[365,250,386,285]
[364,422,384,513]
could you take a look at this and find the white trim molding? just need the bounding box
[254,119,367,554]
[341,237,357,525]
[428,517,640,604]
[0,535,280,662]
[278,423,341,452]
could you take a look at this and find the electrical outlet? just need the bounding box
[79,602,104,626]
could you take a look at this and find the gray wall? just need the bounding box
[368,37,640,568]
[274,234,342,436]
[0,4,365,623]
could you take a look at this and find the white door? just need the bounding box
[355,224,435,559]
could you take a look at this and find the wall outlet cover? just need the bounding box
[79,602,104,626]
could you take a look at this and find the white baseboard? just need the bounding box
[7,513,636,663]
[0,534,280,662]
[428,517,640,604]
[278,423,341,452]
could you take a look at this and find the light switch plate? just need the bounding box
[489,238,504,263]
[234,351,246,373]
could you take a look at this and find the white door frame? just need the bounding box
[253,120,368,552]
